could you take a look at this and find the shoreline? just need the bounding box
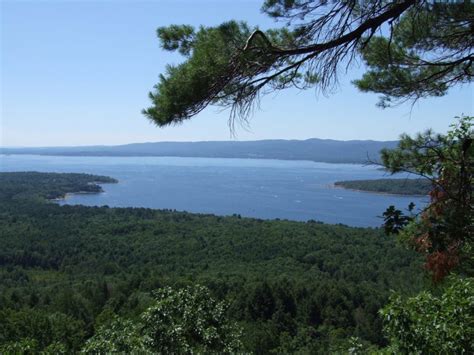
[0,153,371,166]
[51,190,104,202]
[50,180,117,202]
[331,183,428,197]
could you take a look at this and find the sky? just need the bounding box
[1,0,472,147]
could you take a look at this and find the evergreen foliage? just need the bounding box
[0,172,423,353]
[144,1,473,125]
[381,116,473,282]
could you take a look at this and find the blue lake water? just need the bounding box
[0,154,428,227]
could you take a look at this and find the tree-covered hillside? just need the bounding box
[0,138,398,164]
[0,172,424,353]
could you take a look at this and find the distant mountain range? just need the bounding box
[0,138,398,164]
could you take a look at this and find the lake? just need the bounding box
[0,154,428,227]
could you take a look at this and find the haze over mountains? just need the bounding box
[0,138,398,164]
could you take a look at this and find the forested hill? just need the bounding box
[0,172,422,353]
[0,138,398,164]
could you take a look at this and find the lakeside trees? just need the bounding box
[334,178,432,195]
[141,0,473,352]
[0,172,117,202]
[0,172,423,353]
[144,0,473,277]
[1,0,472,352]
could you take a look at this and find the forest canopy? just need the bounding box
[0,172,423,353]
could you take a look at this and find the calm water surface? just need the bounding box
[0,155,428,227]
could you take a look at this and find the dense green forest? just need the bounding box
[0,172,117,202]
[334,179,431,196]
[0,172,425,353]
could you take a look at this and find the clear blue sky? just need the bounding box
[1,0,472,147]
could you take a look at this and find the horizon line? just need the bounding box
[0,136,399,149]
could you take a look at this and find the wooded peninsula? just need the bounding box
[334,179,431,196]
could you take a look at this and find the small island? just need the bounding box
[334,178,432,196]
[0,171,118,201]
